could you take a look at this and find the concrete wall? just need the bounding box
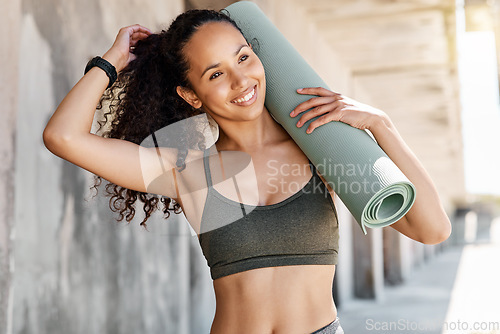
[7,1,219,333]
[0,1,21,333]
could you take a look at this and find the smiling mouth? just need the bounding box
[231,85,256,104]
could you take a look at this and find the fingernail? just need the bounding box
[296,121,301,127]
[306,128,312,134]
[297,88,303,92]
[290,111,295,117]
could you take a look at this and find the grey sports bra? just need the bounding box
[198,147,339,280]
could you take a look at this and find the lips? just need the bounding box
[231,85,257,105]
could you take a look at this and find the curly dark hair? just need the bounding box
[91,9,246,230]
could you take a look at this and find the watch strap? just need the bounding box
[84,56,118,89]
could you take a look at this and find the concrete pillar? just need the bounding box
[475,203,494,240]
[336,197,354,307]
[352,219,384,301]
[399,234,413,282]
[452,207,471,245]
[0,0,21,333]
[383,227,403,285]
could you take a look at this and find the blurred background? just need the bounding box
[1,0,499,333]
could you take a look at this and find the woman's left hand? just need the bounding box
[290,87,389,134]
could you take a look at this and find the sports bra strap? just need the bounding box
[203,148,213,188]
[308,159,315,175]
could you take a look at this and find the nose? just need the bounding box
[230,68,250,91]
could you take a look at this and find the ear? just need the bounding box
[176,86,202,109]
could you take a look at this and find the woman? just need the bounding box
[43,9,452,334]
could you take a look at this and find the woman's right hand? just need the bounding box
[102,24,152,72]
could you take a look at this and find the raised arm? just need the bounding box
[42,24,180,200]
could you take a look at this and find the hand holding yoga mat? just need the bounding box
[224,1,416,234]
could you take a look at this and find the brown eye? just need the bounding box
[239,55,249,63]
[210,71,222,80]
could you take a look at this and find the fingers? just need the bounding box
[105,24,152,72]
[131,31,151,40]
[115,24,153,55]
[306,113,338,134]
[290,88,346,134]
[291,95,340,116]
[294,102,340,129]
[116,24,152,44]
[297,87,341,97]
[122,24,152,36]
[130,32,151,46]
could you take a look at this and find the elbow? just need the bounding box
[42,128,53,148]
[42,128,59,153]
[42,128,71,156]
[420,217,452,245]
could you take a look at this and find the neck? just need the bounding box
[211,107,289,153]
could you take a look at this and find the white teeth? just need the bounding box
[233,87,255,103]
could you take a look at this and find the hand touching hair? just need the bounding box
[91,10,245,229]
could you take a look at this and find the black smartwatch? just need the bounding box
[84,56,118,89]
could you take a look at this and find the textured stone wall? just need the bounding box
[9,0,217,333]
[0,1,21,334]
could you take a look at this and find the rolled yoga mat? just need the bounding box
[223,1,416,234]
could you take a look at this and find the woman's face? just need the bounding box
[179,21,266,122]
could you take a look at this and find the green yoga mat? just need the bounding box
[224,1,416,234]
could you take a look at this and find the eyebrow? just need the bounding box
[200,44,249,78]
